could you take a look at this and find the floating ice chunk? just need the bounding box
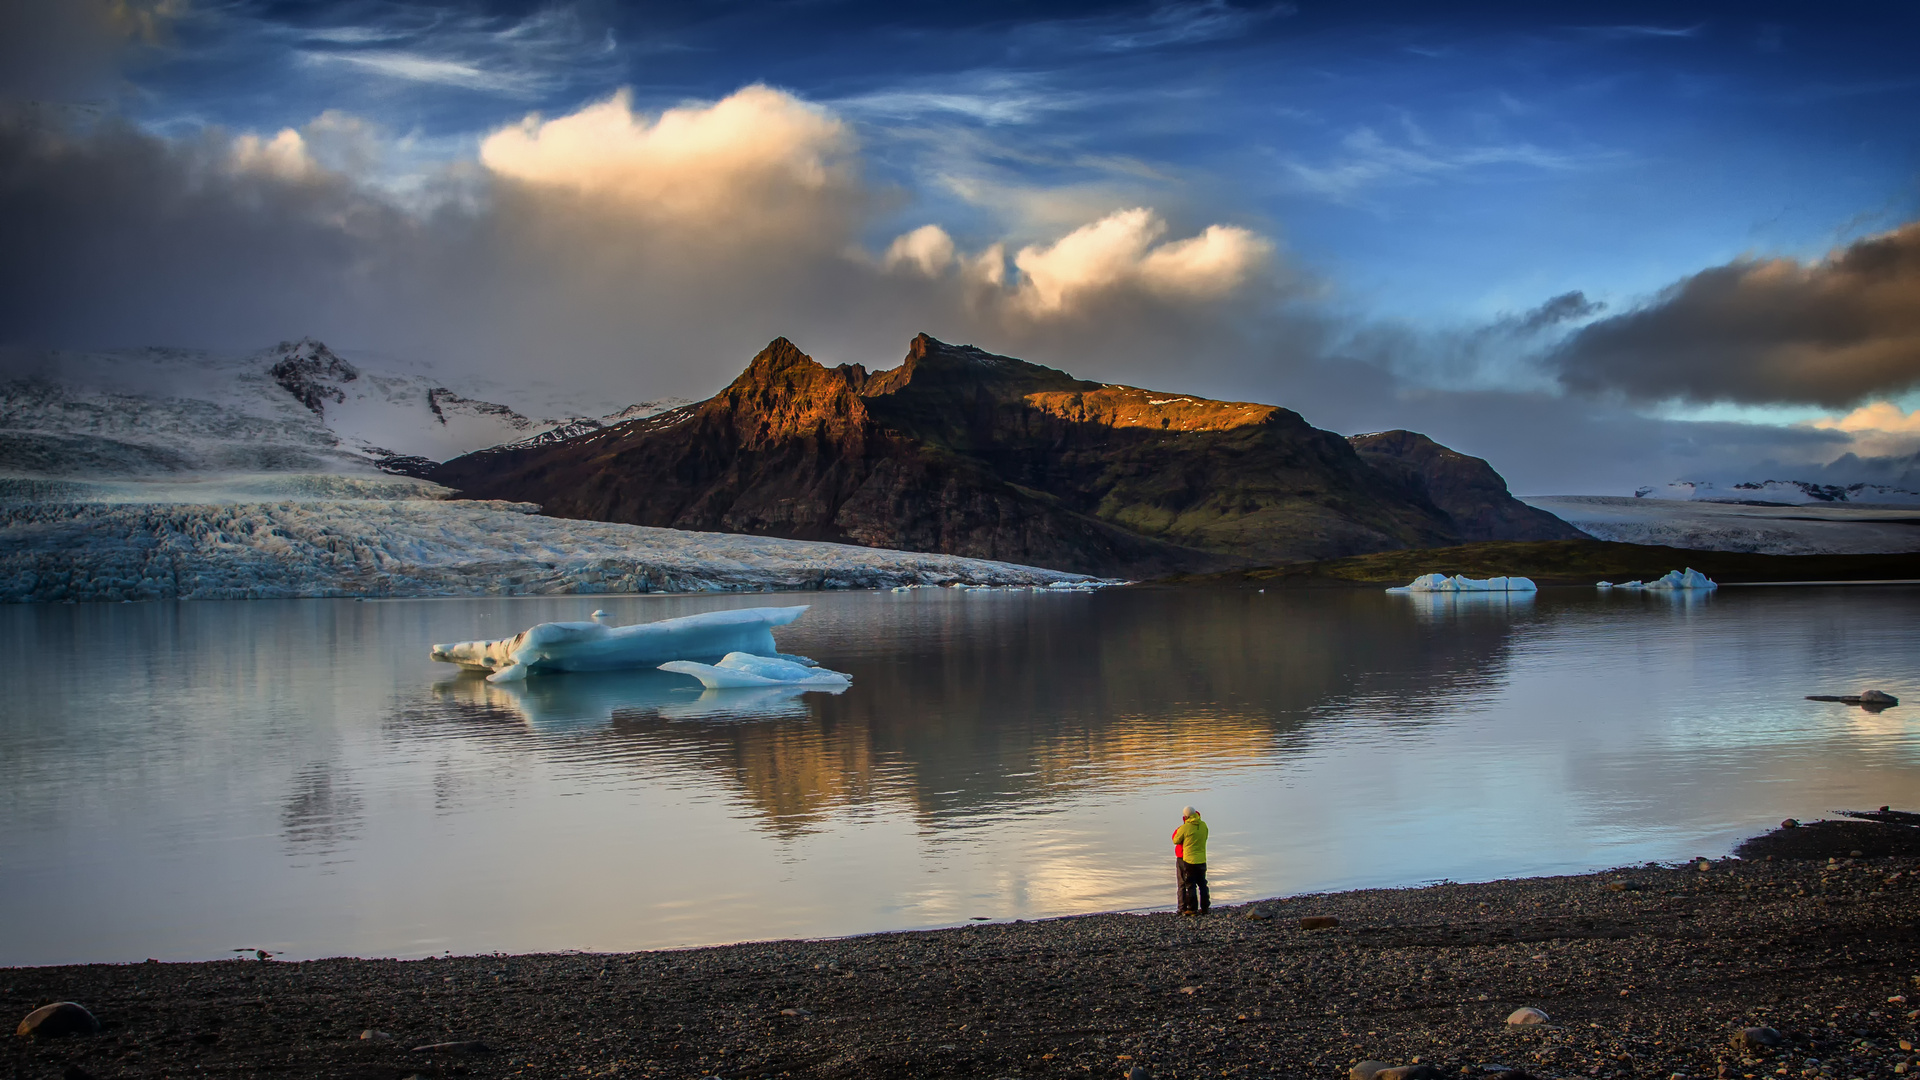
[1386,573,1538,594]
[1642,567,1718,590]
[431,606,809,683]
[1595,581,1613,589]
[659,651,852,690]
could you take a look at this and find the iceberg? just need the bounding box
[1600,568,1717,591]
[1643,567,1718,590]
[430,605,812,683]
[1387,573,1538,594]
[659,652,852,689]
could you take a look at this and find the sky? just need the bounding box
[1,0,1917,494]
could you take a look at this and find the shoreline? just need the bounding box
[12,818,1920,1080]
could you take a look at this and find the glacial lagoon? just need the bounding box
[2,585,1916,967]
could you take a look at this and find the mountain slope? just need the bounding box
[1347,430,1588,541]
[432,334,1568,576]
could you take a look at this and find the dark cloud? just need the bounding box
[1554,223,1920,408]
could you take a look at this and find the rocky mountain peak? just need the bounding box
[265,338,359,417]
[715,338,874,451]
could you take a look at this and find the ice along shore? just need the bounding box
[11,816,1920,1080]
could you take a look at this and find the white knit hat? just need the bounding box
[1181,805,1197,818]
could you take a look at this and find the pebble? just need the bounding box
[1506,1007,1551,1026]
[359,1029,393,1041]
[15,1002,99,1039]
[410,1040,490,1055]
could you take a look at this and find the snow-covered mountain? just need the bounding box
[0,338,688,479]
[1633,479,1920,507]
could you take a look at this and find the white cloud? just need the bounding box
[1010,208,1271,314]
[1810,401,1920,458]
[229,128,316,179]
[884,225,956,277]
[478,85,856,242]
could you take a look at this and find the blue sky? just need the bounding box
[4,0,1919,492]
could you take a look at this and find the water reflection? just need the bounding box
[2,587,1915,966]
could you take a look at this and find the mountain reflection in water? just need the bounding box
[402,590,1520,836]
[2,586,1915,965]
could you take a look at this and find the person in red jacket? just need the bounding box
[1172,806,1210,915]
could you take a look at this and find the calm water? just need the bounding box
[3,586,1916,967]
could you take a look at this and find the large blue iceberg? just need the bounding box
[431,605,814,683]
[1387,573,1538,594]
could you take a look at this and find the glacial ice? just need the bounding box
[1596,568,1718,591]
[431,606,811,683]
[1387,573,1538,594]
[659,651,852,689]
[0,497,1100,602]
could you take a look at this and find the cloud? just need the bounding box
[1009,208,1272,314]
[1554,222,1920,408]
[884,225,956,277]
[479,85,857,244]
[1810,401,1920,459]
[282,4,619,100]
[0,85,1292,404]
[1282,124,1587,204]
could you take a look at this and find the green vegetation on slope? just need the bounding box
[1157,539,1920,587]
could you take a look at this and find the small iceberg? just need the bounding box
[1387,573,1538,594]
[1600,568,1717,591]
[1644,567,1718,590]
[431,605,814,683]
[659,651,852,689]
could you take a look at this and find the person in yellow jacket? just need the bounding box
[1171,806,1210,915]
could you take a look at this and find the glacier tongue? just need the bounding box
[0,497,1100,602]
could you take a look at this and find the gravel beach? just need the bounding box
[11,817,1919,1080]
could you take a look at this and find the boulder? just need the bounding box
[16,1002,100,1039]
[1860,690,1899,706]
[1506,1007,1551,1026]
[1735,1026,1785,1050]
[1351,1062,1394,1080]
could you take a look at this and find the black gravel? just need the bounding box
[10,820,1920,1080]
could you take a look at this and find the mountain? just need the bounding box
[0,338,687,479]
[430,334,1572,576]
[1347,430,1587,541]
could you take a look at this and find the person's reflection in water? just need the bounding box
[1173,805,1210,916]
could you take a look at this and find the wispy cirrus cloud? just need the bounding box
[1281,122,1594,205]
[275,3,619,98]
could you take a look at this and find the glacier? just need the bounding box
[432,606,812,683]
[1521,495,1920,555]
[0,495,1104,602]
[1387,573,1539,594]
[659,652,852,690]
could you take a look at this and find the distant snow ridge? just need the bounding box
[1636,479,1920,506]
[0,499,1103,603]
[0,338,688,480]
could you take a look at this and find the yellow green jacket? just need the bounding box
[1172,815,1208,864]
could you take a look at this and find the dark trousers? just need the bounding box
[1178,860,1209,913]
